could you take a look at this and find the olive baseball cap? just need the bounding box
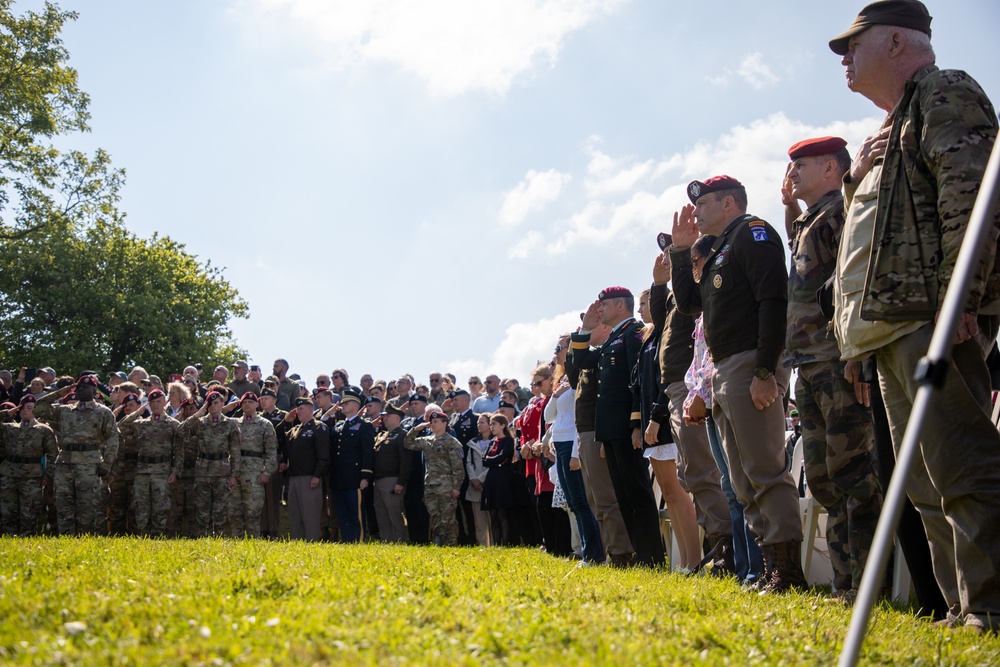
[829,0,932,56]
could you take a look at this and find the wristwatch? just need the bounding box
[753,367,773,381]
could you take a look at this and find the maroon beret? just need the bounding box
[788,136,848,160]
[205,390,224,404]
[428,410,449,421]
[240,391,259,403]
[122,392,141,405]
[146,389,166,401]
[180,397,198,409]
[76,374,99,387]
[1,401,15,410]
[687,175,745,204]
[598,286,632,301]
[18,395,37,407]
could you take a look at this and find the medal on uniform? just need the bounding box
[713,274,723,289]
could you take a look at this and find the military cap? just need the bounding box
[240,391,259,403]
[214,365,228,373]
[313,387,333,397]
[409,394,428,404]
[364,395,383,405]
[788,136,848,160]
[498,400,517,410]
[656,232,673,251]
[341,388,364,405]
[76,374,99,387]
[231,360,249,370]
[428,410,448,421]
[146,389,166,401]
[205,390,224,404]
[121,392,141,404]
[111,371,128,381]
[381,403,406,418]
[448,389,470,399]
[289,373,302,381]
[598,286,632,301]
[179,397,198,409]
[686,175,745,204]
[263,376,280,385]
[790,408,799,417]
[18,395,37,407]
[293,396,313,407]
[829,0,931,55]
[259,388,278,399]
[40,366,56,376]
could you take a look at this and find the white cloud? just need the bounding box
[443,310,582,381]
[706,51,781,90]
[229,0,628,96]
[737,52,780,89]
[505,112,883,257]
[499,169,571,227]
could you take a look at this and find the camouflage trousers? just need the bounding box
[54,463,103,536]
[168,476,196,538]
[192,476,230,537]
[425,488,459,546]
[796,361,882,591]
[0,475,44,536]
[107,468,136,535]
[133,472,171,537]
[228,474,265,538]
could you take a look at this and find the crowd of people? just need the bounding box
[1,0,999,634]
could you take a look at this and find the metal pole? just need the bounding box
[838,135,1000,667]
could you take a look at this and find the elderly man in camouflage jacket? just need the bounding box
[830,0,1000,631]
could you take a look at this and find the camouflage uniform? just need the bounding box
[229,413,278,537]
[119,412,181,536]
[108,419,139,535]
[786,189,881,591]
[0,420,58,535]
[168,420,200,537]
[178,414,242,537]
[403,425,464,546]
[258,407,287,538]
[851,65,1000,629]
[34,393,119,535]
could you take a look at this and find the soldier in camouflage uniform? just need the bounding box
[404,410,464,546]
[108,392,142,535]
[118,390,182,537]
[829,1,1000,631]
[178,390,242,537]
[168,397,201,538]
[34,375,120,536]
[781,135,882,598]
[229,392,278,537]
[1,396,58,535]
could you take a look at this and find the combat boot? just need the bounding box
[705,533,736,578]
[744,543,774,592]
[760,541,808,594]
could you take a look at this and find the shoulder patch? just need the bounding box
[752,227,769,242]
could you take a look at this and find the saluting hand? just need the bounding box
[652,251,671,286]
[581,300,602,331]
[671,205,698,249]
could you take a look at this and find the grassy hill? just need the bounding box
[0,537,996,665]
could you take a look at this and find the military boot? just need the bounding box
[745,543,774,592]
[760,541,808,594]
[705,533,736,578]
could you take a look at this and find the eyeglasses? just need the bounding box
[531,380,545,387]
[554,344,562,353]
[485,380,498,386]
[468,380,481,385]
[332,374,344,381]
[430,378,442,383]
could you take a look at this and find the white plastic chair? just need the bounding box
[790,435,827,580]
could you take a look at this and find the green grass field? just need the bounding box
[0,538,996,665]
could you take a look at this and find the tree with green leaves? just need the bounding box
[0,1,249,377]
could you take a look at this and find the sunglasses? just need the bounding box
[531,380,545,387]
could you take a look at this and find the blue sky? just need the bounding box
[37,0,1000,387]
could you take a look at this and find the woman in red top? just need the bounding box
[515,363,571,557]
